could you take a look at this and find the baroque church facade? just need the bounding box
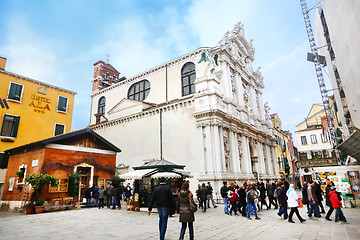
[89,23,280,194]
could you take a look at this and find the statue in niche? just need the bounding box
[237,134,243,161]
[230,72,236,93]
[264,102,270,120]
[223,129,231,170]
[243,83,250,109]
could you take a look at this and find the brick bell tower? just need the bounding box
[92,60,126,92]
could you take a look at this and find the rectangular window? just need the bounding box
[49,179,68,192]
[1,114,20,137]
[310,134,317,144]
[7,82,24,102]
[97,178,111,189]
[300,136,307,145]
[54,123,65,136]
[57,96,68,113]
[321,133,328,142]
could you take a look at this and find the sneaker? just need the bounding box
[247,217,252,220]
[225,212,229,215]
[277,213,282,219]
[308,216,313,220]
[288,220,295,223]
[300,219,306,223]
[255,217,261,220]
[325,218,332,221]
[214,206,218,208]
[318,217,325,221]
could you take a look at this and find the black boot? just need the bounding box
[179,233,184,240]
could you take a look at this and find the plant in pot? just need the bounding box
[16,168,25,191]
[67,171,79,206]
[35,199,45,214]
[25,173,58,214]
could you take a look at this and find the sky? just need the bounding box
[0,0,325,147]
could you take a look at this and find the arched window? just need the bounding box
[181,62,196,96]
[98,96,106,115]
[128,80,151,101]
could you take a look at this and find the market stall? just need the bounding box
[119,159,192,209]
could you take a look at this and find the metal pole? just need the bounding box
[160,109,163,160]
[76,180,81,210]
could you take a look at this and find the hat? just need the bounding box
[159,177,166,183]
[330,186,336,191]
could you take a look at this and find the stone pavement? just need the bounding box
[0,203,359,240]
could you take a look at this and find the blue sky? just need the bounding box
[0,0,324,146]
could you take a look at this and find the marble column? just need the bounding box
[271,147,280,177]
[198,126,206,175]
[230,131,241,173]
[212,125,223,173]
[204,125,215,174]
[241,136,252,174]
[219,126,226,171]
[236,73,244,107]
[257,142,266,175]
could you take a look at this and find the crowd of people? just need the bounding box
[84,182,132,209]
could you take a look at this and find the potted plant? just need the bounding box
[16,168,26,191]
[24,173,58,213]
[35,199,45,214]
[67,171,79,205]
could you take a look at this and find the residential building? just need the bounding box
[0,57,76,199]
[1,128,121,209]
[270,113,293,181]
[314,1,360,161]
[295,104,337,184]
[89,22,280,196]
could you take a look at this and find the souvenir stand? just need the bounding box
[119,159,191,209]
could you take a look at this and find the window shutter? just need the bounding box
[11,116,20,137]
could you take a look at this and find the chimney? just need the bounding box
[0,57,7,70]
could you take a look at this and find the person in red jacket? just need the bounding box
[227,186,239,216]
[329,186,347,223]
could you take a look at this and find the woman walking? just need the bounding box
[286,184,306,223]
[176,181,195,240]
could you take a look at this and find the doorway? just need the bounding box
[77,167,91,196]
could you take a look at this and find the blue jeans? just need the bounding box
[180,222,194,238]
[112,196,117,209]
[86,198,91,207]
[334,208,346,222]
[223,198,229,214]
[278,205,288,220]
[94,198,99,206]
[157,207,169,240]
[247,202,258,218]
[308,201,321,218]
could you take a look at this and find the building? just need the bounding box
[270,113,293,180]
[314,1,360,161]
[295,104,337,184]
[89,22,280,196]
[0,57,76,200]
[1,128,121,209]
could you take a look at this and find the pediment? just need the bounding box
[107,98,155,119]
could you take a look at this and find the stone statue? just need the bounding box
[264,102,271,120]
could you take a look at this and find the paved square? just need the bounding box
[0,204,359,240]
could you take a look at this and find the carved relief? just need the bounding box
[223,128,231,170]
[264,102,271,120]
[237,134,243,162]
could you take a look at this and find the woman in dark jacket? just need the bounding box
[176,181,195,240]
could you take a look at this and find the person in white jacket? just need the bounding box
[286,184,306,223]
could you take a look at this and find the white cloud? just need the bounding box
[0,15,66,87]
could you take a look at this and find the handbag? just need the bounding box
[189,192,198,213]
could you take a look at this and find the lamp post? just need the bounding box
[76,180,81,210]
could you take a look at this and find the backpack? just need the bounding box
[274,187,281,199]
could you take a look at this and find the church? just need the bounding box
[89,22,280,195]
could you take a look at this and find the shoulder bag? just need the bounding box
[188,192,197,213]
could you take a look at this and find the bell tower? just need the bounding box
[92,60,125,92]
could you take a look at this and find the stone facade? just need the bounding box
[90,23,279,196]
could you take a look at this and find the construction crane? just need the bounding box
[299,0,337,149]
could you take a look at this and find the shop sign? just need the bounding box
[32,159,39,167]
[29,94,51,113]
